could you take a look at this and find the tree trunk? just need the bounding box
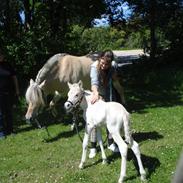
[149,0,156,60]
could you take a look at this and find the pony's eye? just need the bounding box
[75,94,78,97]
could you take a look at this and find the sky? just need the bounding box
[93,2,131,27]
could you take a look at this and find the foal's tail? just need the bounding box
[123,112,132,145]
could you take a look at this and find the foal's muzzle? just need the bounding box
[64,101,74,113]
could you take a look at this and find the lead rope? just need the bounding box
[72,111,83,143]
[109,77,113,102]
[34,118,51,138]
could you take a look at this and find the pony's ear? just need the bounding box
[39,80,46,88]
[78,80,83,88]
[30,79,34,85]
[67,82,72,89]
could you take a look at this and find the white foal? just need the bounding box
[64,81,146,183]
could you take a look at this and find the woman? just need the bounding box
[89,50,125,158]
[0,48,19,138]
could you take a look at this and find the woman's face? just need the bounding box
[99,58,111,71]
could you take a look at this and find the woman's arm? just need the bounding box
[90,62,100,104]
[91,85,100,104]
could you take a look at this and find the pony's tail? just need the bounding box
[123,112,132,145]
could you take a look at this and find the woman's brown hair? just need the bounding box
[97,50,114,87]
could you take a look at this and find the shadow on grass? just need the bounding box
[132,131,163,143]
[103,149,160,182]
[45,123,84,143]
[119,64,183,113]
[126,88,183,113]
[126,151,160,181]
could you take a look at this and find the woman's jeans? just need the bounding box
[0,94,13,135]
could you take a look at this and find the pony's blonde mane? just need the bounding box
[35,53,67,84]
[25,83,45,106]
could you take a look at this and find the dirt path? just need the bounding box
[113,49,144,57]
[113,49,147,62]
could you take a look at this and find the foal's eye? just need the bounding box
[75,94,78,97]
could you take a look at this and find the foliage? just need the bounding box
[0,0,107,77]
[122,0,183,59]
[56,25,126,54]
[124,29,150,50]
[81,27,126,52]
[124,28,171,53]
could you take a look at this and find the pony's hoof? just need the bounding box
[70,124,75,131]
[49,101,54,108]
[140,174,146,181]
[79,163,84,169]
[102,159,107,164]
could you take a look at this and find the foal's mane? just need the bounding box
[84,90,92,96]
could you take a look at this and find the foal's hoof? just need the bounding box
[79,163,84,169]
[118,176,125,183]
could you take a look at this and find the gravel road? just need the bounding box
[113,49,147,62]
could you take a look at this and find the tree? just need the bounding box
[123,0,183,60]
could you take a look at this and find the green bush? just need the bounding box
[65,25,126,54]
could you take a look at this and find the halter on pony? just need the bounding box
[65,90,85,112]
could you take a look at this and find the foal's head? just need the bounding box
[64,80,84,113]
[25,79,46,122]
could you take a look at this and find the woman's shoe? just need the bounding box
[108,143,119,153]
[0,131,5,139]
[89,148,97,158]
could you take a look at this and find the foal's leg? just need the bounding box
[79,125,92,169]
[111,133,128,183]
[130,139,146,181]
[96,127,107,164]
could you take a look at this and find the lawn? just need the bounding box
[0,64,183,183]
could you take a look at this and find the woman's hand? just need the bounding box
[91,92,99,104]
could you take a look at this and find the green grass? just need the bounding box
[0,66,183,183]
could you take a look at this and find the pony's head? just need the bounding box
[64,80,84,113]
[25,79,46,122]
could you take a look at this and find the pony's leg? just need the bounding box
[50,91,61,107]
[79,125,92,169]
[111,133,128,183]
[96,127,107,164]
[130,139,146,181]
[49,91,62,117]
